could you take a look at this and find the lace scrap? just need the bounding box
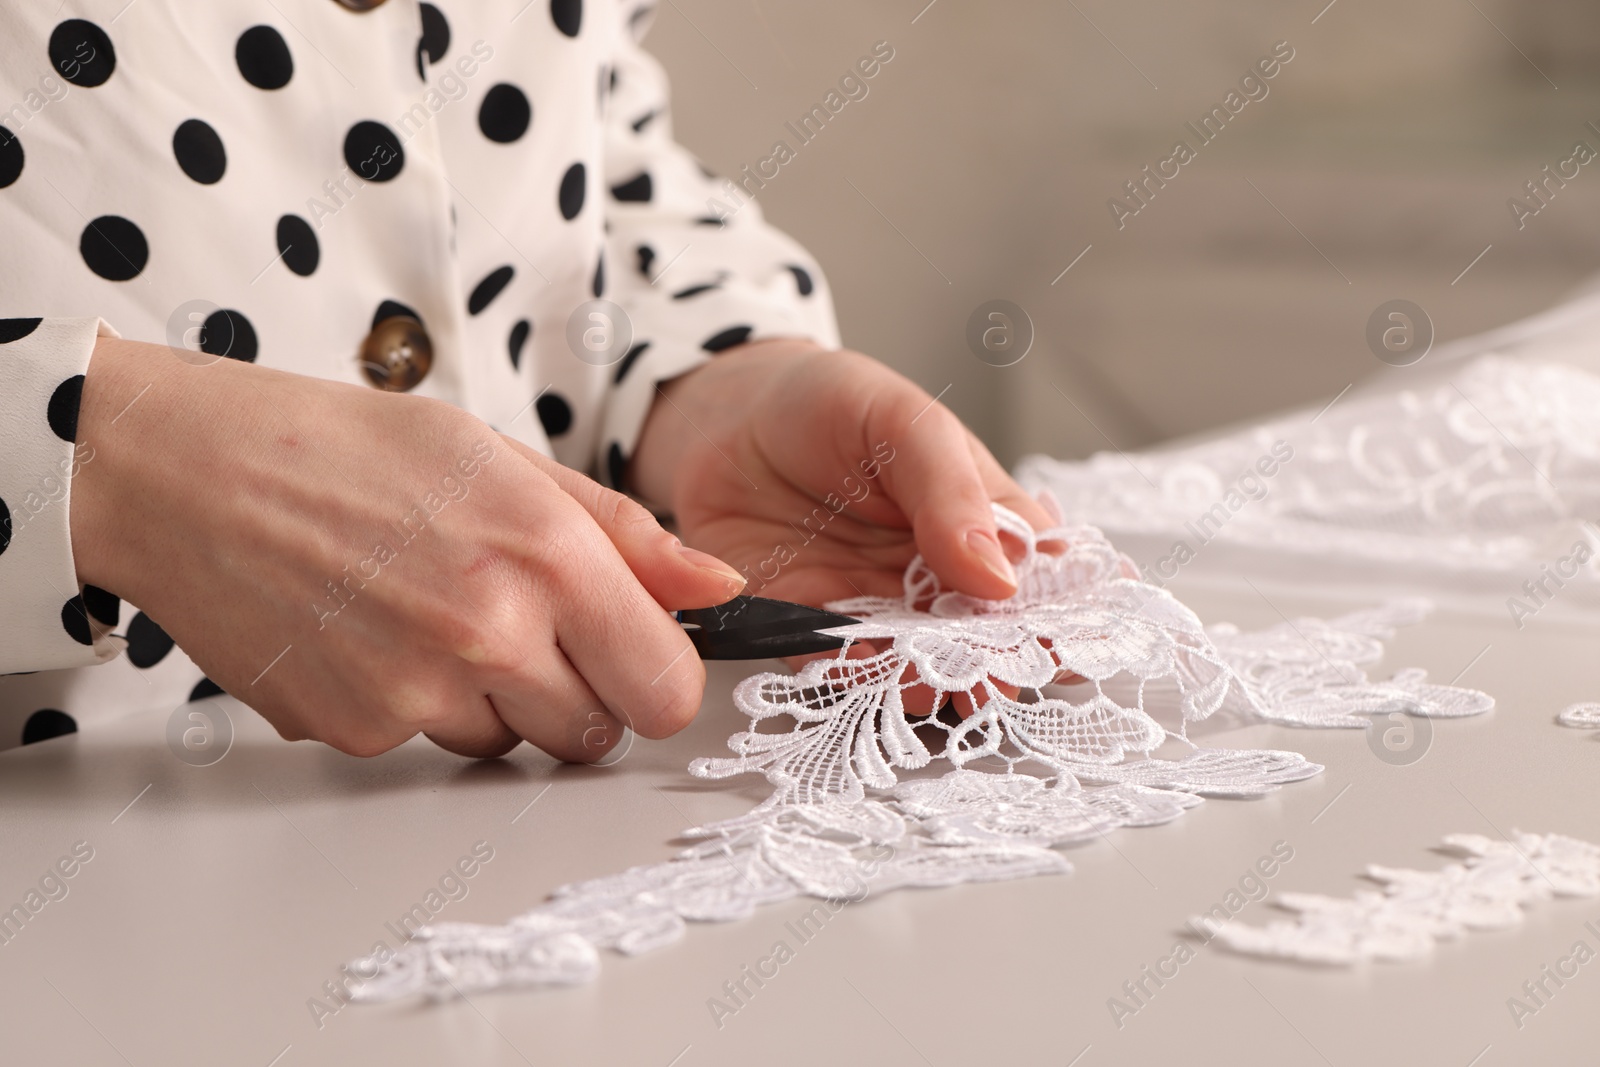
[349,507,1492,1003]
[1557,703,1600,728]
[1203,832,1600,964]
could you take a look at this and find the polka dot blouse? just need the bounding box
[0,1,840,751]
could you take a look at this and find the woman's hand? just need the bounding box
[68,338,745,760]
[633,339,1054,607]
[631,340,1058,714]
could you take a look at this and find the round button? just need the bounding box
[332,0,390,10]
[359,315,432,391]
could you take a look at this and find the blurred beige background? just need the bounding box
[645,0,1600,467]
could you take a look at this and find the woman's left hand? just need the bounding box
[630,340,1074,717]
[632,339,1054,609]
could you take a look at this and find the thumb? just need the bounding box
[499,435,745,610]
[875,402,1020,600]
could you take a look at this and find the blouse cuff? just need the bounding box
[0,317,127,673]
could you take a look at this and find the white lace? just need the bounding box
[1557,702,1600,728]
[1014,356,1600,614]
[1205,600,1493,728]
[1202,831,1600,964]
[347,505,1493,1003]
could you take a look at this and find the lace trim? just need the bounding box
[1557,702,1600,728]
[348,507,1493,1003]
[1202,832,1600,964]
[1206,600,1494,728]
[1015,356,1600,580]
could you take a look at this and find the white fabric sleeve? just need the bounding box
[0,316,127,673]
[596,11,842,491]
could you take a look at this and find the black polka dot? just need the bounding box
[374,300,421,328]
[606,442,627,490]
[344,121,405,183]
[236,25,293,90]
[199,310,258,362]
[0,125,22,188]
[172,119,226,184]
[468,266,514,314]
[81,585,120,626]
[610,68,619,93]
[592,253,605,298]
[630,109,659,134]
[80,216,148,281]
[22,710,77,746]
[0,318,41,343]
[420,3,450,64]
[47,375,83,442]
[672,282,718,300]
[551,0,583,37]
[0,497,10,558]
[694,215,726,227]
[787,265,815,296]
[508,319,531,370]
[50,20,115,88]
[613,340,650,384]
[126,611,175,668]
[610,173,652,203]
[537,393,573,437]
[702,325,753,353]
[61,595,92,645]
[478,83,531,143]
[636,245,655,277]
[190,677,225,701]
[276,214,320,276]
[558,162,586,220]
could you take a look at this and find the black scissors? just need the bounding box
[676,596,863,659]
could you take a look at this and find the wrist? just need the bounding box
[68,336,228,596]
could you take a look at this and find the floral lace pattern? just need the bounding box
[349,506,1493,1003]
[1015,356,1600,584]
[693,508,1256,798]
[1203,832,1600,964]
[1205,600,1494,728]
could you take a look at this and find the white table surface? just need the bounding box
[2,580,1597,1067]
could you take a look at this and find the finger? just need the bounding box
[552,530,709,741]
[967,434,1135,572]
[874,400,1018,600]
[486,650,628,763]
[965,430,1056,535]
[500,434,745,610]
[423,694,523,758]
[952,680,1020,718]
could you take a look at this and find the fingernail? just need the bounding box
[966,528,1017,588]
[676,543,747,591]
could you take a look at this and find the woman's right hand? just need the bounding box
[67,337,745,760]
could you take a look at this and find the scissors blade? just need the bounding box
[678,595,863,660]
